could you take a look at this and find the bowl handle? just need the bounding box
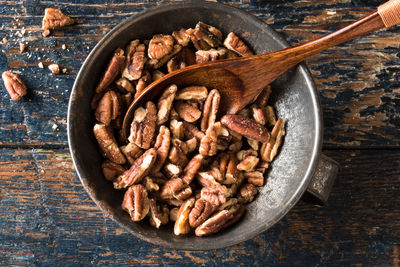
[302,154,339,206]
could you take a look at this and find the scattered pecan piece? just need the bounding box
[181,154,204,184]
[260,118,285,162]
[168,138,188,167]
[151,125,171,173]
[174,101,202,123]
[116,77,135,93]
[42,8,74,36]
[174,198,195,235]
[195,48,227,63]
[223,32,254,57]
[244,171,264,187]
[101,160,126,182]
[201,184,228,206]
[265,106,277,127]
[163,163,182,179]
[199,124,218,156]
[175,86,208,101]
[186,22,222,50]
[146,45,182,69]
[122,184,150,222]
[221,114,270,143]
[201,89,220,131]
[185,137,197,153]
[167,47,196,72]
[189,198,215,228]
[143,176,160,192]
[251,105,267,125]
[183,121,205,141]
[170,207,179,222]
[95,48,125,93]
[157,84,177,125]
[256,161,270,174]
[134,70,152,100]
[160,178,192,201]
[95,90,120,125]
[196,171,220,187]
[172,28,190,46]
[148,34,174,59]
[48,64,60,74]
[195,209,233,237]
[255,85,272,107]
[122,40,146,81]
[237,151,259,172]
[247,138,259,151]
[238,183,258,204]
[149,198,169,228]
[128,101,157,149]
[223,154,240,185]
[113,148,157,189]
[152,70,165,81]
[1,71,27,101]
[169,119,184,139]
[120,142,143,165]
[93,123,126,165]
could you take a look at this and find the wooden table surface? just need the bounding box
[0,0,399,266]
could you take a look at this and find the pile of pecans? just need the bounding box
[92,22,285,237]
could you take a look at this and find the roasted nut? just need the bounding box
[225,171,245,198]
[181,154,204,184]
[218,198,238,211]
[168,138,188,167]
[122,185,150,222]
[167,47,196,72]
[256,161,270,174]
[201,184,228,206]
[189,198,215,228]
[183,121,205,141]
[160,178,192,201]
[237,149,257,161]
[143,176,160,192]
[149,198,169,228]
[101,160,126,182]
[185,137,197,153]
[163,163,182,179]
[151,126,171,173]
[166,198,184,207]
[195,48,227,63]
[93,123,126,164]
[186,22,222,50]
[255,85,272,107]
[134,71,152,100]
[244,171,264,187]
[170,207,179,222]
[152,70,165,81]
[194,210,233,237]
[260,118,285,162]
[221,114,270,143]
[169,119,184,139]
[116,77,135,93]
[128,101,157,149]
[122,40,146,81]
[237,152,259,172]
[113,148,157,189]
[223,32,254,57]
[251,105,267,125]
[42,8,74,36]
[176,86,208,101]
[172,28,190,46]
[48,64,60,74]
[120,142,144,165]
[175,101,202,123]
[146,45,182,69]
[95,48,125,93]
[157,84,177,125]
[237,108,250,118]
[148,34,174,60]
[199,124,218,156]
[247,138,259,151]
[201,89,220,131]
[170,108,180,121]
[265,106,277,127]
[223,154,240,185]
[1,71,28,101]
[174,198,195,235]
[95,90,120,125]
[214,122,231,150]
[196,171,220,187]
[238,183,258,204]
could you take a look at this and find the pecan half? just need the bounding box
[120,142,143,165]
[221,114,270,143]
[223,32,254,57]
[160,178,192,201]
[148,34,174,60]
[251,105,267,125]
[186,22,222,50]
[168,138,188,167]
[175,86,208,101]
[181,154,204,184]
[199,124,218,156]
[95,90,120,125]
[244,171,264,187]
[157,84,177,125]
[183,121,205,141]
[101,160,126,182]
[260,118,285,162]
[1,71,27,101]
[113,148,157,189]
[174,101,202,123]
[151,125,171,173]
[149,198,169,228]
[174,198,195,235]
[115,77,135,93]
[194,210,233,237]
[172,28,190,46]
[146,45,182,69]
[201,184,227,206]
[255,85,272,107]
[122,184,150,222]
[122,40,146,81]
[95,48,125,93]
[93,123,126,165]
[195,48,227,63]
[201,89,220,131]
[189,198,215,228]
[42,8,74,36]
[196,171,220,187]
[237,151,259,172]
[128,101,157,149]
[134,71,152,100]
[238,183,258,204]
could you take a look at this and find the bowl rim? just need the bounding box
[67,0,322,250]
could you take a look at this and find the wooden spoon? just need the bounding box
[123,0,400,137]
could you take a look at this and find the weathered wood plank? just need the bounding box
[0,148,398,265]
[0,0,399,147]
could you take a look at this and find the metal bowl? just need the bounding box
[68,1,325,250]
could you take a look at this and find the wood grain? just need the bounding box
[0,149,398,265]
